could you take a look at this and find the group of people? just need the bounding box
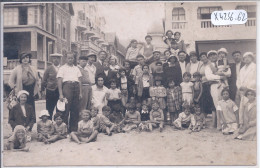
[5,30,256,151]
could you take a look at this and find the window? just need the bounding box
[197,6,222,19]
[172,7,186,29]
[56,14,61,37]
[62,22,66,39]
[236,5,256,18]
[18,7,28,25]
[4,8,19,26]
[75,29,78,41]
[34,6,38,24]
[172,7,185,21]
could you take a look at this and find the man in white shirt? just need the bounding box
[205,50,226,130]
[85,54,97,85]
[57,52,82,132]
[178,51,188,76]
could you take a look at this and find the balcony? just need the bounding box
[172,22,186,29]
[3,59,52,70]
[201,20,232,28]
[77,19,87,31]
[81,40,103,53]
[245,19,256,27]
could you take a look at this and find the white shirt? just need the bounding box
[179,61,186,76]
[53,64,60,72]
[92,85,109,112]
[205,63,221,81]
[237,62,256,90]
[121,77,128,89]
[107,88,121,99]
[189,61,201,76]
[142,75,150,88]
[57,64,82,82]
[20,105,26,117]
[85,63,96,84]
[236,62,241,80]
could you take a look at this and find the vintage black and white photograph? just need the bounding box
[1,1,257,166]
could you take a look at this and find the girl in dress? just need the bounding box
[180,72,194,105]
[166,80,182,124]
[163,30,174,48]
[37,110,54,144]
[193,72,203,106]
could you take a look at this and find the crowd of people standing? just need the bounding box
[5,30,256,150]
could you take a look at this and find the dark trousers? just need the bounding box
[46,88,59,120]
[23,83,35,111]
[62,82,80,132]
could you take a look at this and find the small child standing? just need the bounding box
[37,110,54,144]
[70,110,98,144]
[193,72,203,105]
[149,101,164,132]
[46,113,67,143]
[107,79,122,113]
[180,72,194,105]
[122,104,141,132]
[166,80,182,124]
[173,105,192,130]
[90,107,100,131]
[137,64,153,102]
[189,104,206,132]
[217,89,239,135]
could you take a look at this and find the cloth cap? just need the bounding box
[189,51,197,57]
[79,55,88,60]
[217,48,228,54]
[39,110,50,118]
[20,52,32,60]
[153,50,161,54]
[207,50,218,57]
[243,52,254,58]
[57,100,66,111]
[168,55,178,62]
[17,90,29,98]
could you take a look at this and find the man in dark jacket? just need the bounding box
[41,53,62,120]
[94,50,108,77]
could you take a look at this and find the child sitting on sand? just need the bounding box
[173,104,192,130]
[70,110,98,144]
[5,125,30,152]
[138,103,150,131]
[98,106,116,136]
[189,104,206,132]
[148,101,164,132]
[122,104,141,132]
[217,89,239,135]
[90,107,101,131]
[37,110,54,144]
[46,113,67,143]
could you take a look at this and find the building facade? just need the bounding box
[105,33,126,65]
[3,3,74,71]
[70,3,109,63]
[164,2,256,61]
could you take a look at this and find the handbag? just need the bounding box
[7,89,18,110]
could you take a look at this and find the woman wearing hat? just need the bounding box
[9,52,39,110]
[9,90,36,131]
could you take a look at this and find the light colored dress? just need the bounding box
[180,82,193,105]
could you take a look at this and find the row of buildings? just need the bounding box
[3,3,126,77]
[3,2,257,79]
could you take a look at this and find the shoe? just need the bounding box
[159,127,163,132]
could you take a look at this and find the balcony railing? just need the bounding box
[201,20,232,28]
[3,59,52,70]
[81,40,103,52]
[77,19,87,30]
[245,19,256,27]
[172,22,186,29]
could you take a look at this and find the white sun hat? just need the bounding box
[217,48,228,54]
[57,100,66,111]
[17,90,29,98]
[39,110,50,118]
